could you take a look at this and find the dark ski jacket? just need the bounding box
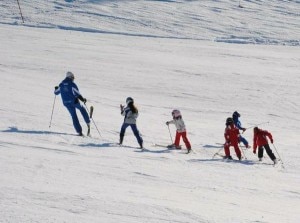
[54,78,82,106]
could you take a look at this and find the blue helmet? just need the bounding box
[233,111,240,118]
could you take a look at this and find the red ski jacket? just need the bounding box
[253,129,273,152]
[224,124,240,145]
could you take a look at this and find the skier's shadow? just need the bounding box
[135,148,171,154]
[80,143,171,153]
[203,144,223,149]
[188,158,256,165]
[80,142,145,150]
[80,142,123,148]
[1,126,75,136]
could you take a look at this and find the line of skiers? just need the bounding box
[54,72,145,147]
[54,72,277,164]
[54,72,191,150]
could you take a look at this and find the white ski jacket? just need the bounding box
[121,106,138,124]
[168,118,186,133]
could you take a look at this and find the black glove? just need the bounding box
[78,95,87,104]
[253,150,256,154]
[166,122,169,125]
[55,86,59,90]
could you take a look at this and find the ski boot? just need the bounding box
[224,155,233,160]
[119,135,124,145]
[139,142,143,149]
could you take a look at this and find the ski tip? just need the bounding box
[89,106,94,118]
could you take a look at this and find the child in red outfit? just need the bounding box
[166,109,191,152]
[253,127,277,164]
[223,117,242,160]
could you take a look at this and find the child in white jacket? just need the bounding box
[166,109,191,152]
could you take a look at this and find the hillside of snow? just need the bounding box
[1,0,300,45]
[1,0,300,222]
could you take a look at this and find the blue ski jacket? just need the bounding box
[233,116,243,130]
[54,78,82,106]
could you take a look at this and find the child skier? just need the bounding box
[119,97,143,148]
[232,111,250,148]
[166,109,191,153]
[223,117,242,160]
[253,127,277,164]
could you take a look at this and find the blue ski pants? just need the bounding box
[120,123,143,145]
[65,103,90,134]
[239,135,249,147]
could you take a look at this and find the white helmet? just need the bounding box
[172,109,181,118]
[126,97,134,105]
[66,71,74,79]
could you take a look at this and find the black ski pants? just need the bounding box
[258,144,276,161]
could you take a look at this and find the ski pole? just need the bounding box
[246,121,270,130]
[239,143,247,160]
[238,0,242,8]
[16,0,24,23]
[85,104,102,138]
[167,125,173,145]
[212,147,223,159]
[272,143,284,167]
[49,95,57,128]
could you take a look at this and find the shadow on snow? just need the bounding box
[1,126,76,136]
[79,143,171,154]
[188,158,257,166]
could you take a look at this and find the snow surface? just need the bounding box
[0,0,300,222]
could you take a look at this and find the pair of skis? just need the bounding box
[153,144,194,154]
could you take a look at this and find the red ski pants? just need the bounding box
[224,143,241,159]
[175,131,191,149]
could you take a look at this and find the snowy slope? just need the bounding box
[1,0,300,45]
[1,0,300,223]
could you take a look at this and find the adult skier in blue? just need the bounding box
[54,72,90,136]
[232,111,250,148]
